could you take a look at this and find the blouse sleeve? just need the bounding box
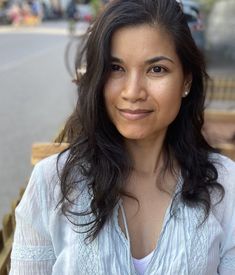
[218,158,235,274]
[9,161,56,275]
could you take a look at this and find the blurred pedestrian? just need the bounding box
[9,0,235,274]
[66,0,77,34]
[7,3,22,26]
[66,0,77,20]
[30,0,43,22]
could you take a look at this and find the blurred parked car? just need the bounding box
[76,3,93,21]
[66,1,93,22]
[0,9,10,24]
[41,1,63,20]
[182,0,205,51]
[0,0,12,25]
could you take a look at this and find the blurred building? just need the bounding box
[206,0,235,63]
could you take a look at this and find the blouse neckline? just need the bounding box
[112,173,183,274]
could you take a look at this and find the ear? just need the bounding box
[182,73,192,98]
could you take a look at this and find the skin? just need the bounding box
[103,24,192,258]
[104,24,191,173]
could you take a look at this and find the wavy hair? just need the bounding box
[57,0,224,241]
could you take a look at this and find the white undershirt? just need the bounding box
[132,250,155,275]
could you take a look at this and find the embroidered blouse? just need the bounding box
[9,153,235,274]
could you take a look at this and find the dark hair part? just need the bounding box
[57,0,224,241]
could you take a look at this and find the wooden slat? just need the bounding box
[0,213,14,275]
[204,109,235,146]
[205,109,235,122]
[31,142,69,165]
[19,187,25,199]
[206,78,235,101]
[0,235,13,275]
[0,231,3,252]
[216,143,235,161]
[2,215,13,245]
[11,199,20,231]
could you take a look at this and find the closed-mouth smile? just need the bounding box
[117,108,153,120]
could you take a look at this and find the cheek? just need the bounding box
[150,86,183,107]
[103,84,112,109]
[162,94,183,124]
[104,79,121,108]
[160,90,183,113]
[149,80,184,119]
[151,77,184,96]
[103,82,116,120]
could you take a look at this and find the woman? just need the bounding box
[10,0,235,274]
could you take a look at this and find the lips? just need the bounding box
[117,108,153,120]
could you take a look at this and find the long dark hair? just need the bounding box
[57,0,224,241]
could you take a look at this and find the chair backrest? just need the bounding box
[205,109,235,122]
[31,142,69,165]
[204,109,235,152]
[216,143,235,161]
[206,77,235,101]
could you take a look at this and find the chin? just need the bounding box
[119,130,148,141]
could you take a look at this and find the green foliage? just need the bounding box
[198,0,219,13]
[91,0,102,16]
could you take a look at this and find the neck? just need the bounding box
[125,135,166,175]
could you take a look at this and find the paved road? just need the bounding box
[0,21,88,222]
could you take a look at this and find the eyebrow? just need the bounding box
[145,56,174,64]
[110,56,174,64]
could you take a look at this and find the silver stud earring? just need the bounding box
[183,90,189,97]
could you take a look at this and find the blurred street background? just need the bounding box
[0,0,235,222]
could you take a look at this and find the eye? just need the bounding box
[110,64,124,72]
[149,66,167,74]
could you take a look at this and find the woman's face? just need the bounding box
[104,24,191,143]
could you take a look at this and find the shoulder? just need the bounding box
[32,150,72,191]
[22,151,70,209]
[210,153,235,188]
[14,152,69,228]
[33,151,90,207]
[34,150,69,179]
[209,153,235,221]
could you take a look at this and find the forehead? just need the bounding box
[110,24,179,63]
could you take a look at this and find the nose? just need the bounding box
[121,73,147,102]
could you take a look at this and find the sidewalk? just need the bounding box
[0,20,89,35]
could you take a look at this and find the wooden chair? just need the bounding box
[31,142,69,165]
[205,109,235,122]
[206,77,235,101]
[0,142,69,275]
[216,143,235,160]
[0,190,24,275]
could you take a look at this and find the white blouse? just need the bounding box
[9,153,235,274]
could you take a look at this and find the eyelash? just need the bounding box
[110,64,123,72]
[148,65,167,74]
[110,64,167,74]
